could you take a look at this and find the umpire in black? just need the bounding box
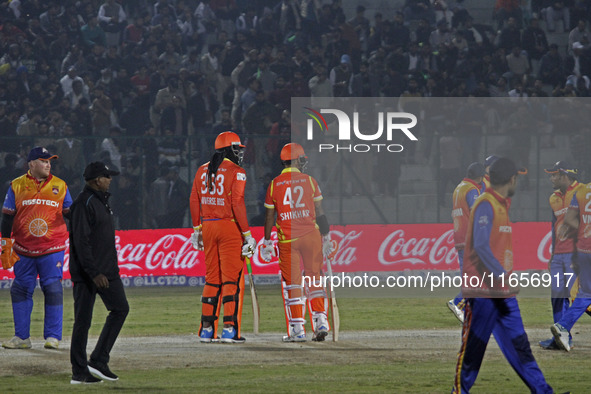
[69,161,129,384]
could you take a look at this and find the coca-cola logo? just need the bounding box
[378,229,457,266]
[64,234,203,273]
[330,230,361,266]
[537,230,552,263]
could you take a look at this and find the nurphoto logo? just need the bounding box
[304,107,418,153]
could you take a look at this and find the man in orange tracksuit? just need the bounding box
[189,131,255,344]
[260,143,337,342]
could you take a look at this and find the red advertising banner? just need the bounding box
[0,223,553,281]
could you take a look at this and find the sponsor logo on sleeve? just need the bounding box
[478,215,489,227]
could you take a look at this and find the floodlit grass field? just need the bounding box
[0,286,590,392]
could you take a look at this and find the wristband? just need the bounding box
[317,215,329,235]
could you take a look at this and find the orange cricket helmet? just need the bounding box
[215,131,245,150]
[280,143,307,161]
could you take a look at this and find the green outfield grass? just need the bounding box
[0,286,589,392]
[1,286,570,336]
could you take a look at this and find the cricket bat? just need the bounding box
[245,257,260,334]
[325,257,340,342]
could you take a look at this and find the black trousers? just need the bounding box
[70,278,129,377]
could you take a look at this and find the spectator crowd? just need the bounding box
[0,0,590,227]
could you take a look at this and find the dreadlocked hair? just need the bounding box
[207,149,227,192]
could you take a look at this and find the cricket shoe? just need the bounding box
[200,326,214,343]
[312,315,329,342]
[221,326,245,343]
[551,323,571,352]
[2,336,32,349]
[70,374,102,384]
[539,338,559,350]
[447,300,464,323]
[539,337,573,350]
[88,361,119,381]
[283,324,306,342]
[44,337,59,349]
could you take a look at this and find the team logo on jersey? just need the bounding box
[28,217,49,237]
[52,186,59,195]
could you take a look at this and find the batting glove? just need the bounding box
[190,226,203,251]
[1,238,19,270]
[259,239,276,263]
[242,231,256,258]
[322,234,338,260]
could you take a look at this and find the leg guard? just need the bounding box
[41,279,63,340]
[221,272,244,339]
[308,290,329,337]
[200,282,221,337]
[281,280,306,335]
[305,282,328,334]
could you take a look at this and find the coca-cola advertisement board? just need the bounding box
[0,223,553,285]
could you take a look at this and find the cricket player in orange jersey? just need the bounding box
[447,162,486,323]
[539,161,583,350]
[1,147,72,350]
[454,157,552,393]
[260,143,337,342]
[189,131,256,344]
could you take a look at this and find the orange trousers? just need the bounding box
[278,229,325,321]
[200,219,244,338]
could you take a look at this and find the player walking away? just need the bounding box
[482,155,498,190]
[453,158,553,394]
[189,131,256,344]
[551,182,591,351]
[539,161,583,350]
[69,162,129,384]
[447,162,485,323]
[1,147,72,350]
[260,143,337,342]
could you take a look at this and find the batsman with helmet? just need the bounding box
[189,131,256,344]
[260,143,337,342]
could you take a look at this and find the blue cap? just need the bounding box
[544,160,578,178]
[484,155,499,167]
[27,147,58,162]
[340,54,351,64]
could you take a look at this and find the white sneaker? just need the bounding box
[282,324,306,342]
[44,337,59,349]
[447,300,464,323]
[313,314,329,342]
[551,323,571,352]
[2,336,32,349]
